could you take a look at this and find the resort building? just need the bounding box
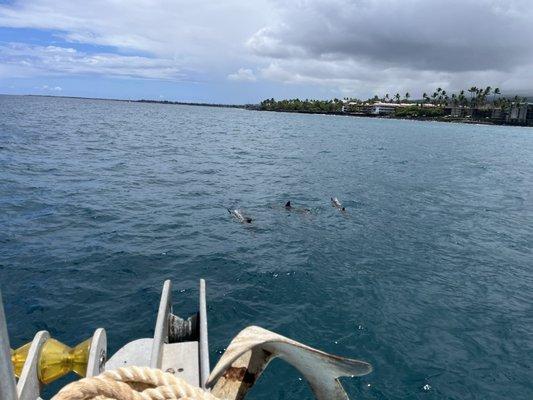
[370,102,408,115]
[506,103,533,125]
[341,99,533,125]
[371,102,436,115]
[446,103,533,126]
[341,101,358,113]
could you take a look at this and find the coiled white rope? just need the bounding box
[52,366,219,400]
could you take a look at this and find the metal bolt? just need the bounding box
[99,350,106,371]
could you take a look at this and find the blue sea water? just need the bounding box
[0,95,532,399]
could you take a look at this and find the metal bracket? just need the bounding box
[149,279,210,388]
[87,328,107,377]
[199,279,210,389]
[150,280,172,368]
[17,331,49,400]
[0,289,18,400]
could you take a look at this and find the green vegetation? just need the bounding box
[260,98,344,113]
[258,86,531,125]
[261,86,529,112]
[394,105,444,118]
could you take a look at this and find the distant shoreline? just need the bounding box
[0,93,252,109]
[252,108,513,127]
[2,93,531,128]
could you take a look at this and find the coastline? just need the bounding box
[0,93,250,110]
[2,93,531,128]
[252,108,533,128]
[258,88,533,127]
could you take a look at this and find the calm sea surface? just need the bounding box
[0,95,532,399]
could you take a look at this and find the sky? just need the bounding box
[0,0,532,103]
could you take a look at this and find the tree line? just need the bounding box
[260,86,529,114]
[260,98,344,113]
[420,87,527,109]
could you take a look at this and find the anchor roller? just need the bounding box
[11,337,92,384]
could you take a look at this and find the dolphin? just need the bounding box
[331,197,346,211]
[285,201,310,213]
[228,208,253,223]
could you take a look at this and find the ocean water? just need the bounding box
[0,95,532,399]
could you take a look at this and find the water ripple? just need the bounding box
[0,95,532,399]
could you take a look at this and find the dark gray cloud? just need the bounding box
[250,0,533,72]
[1,0,532,98]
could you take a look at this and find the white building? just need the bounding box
[370,102,406,115]
[341,101,359,113]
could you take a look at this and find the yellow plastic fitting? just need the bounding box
[11,337,91,384]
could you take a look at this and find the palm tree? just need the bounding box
[468,86,478,106]
[451,93,458,107]
[395,93,401,103]
[477,88,487,106]
[493,88,501,104]
[482,86,491,107]
[405,92,410,103]
[385,94,390,103]
[459,91,467,107]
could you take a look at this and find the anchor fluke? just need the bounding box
[207,325,372,400]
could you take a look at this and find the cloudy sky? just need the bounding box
[0,0,532,103]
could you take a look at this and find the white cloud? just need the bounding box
[0,0,532,98]
[0,0,275,87]
[0,0,272,69]
[0,43,185,80]
[37,84,62,91]
[227,68,256,82]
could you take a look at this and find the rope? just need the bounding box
[52,366,220,400]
